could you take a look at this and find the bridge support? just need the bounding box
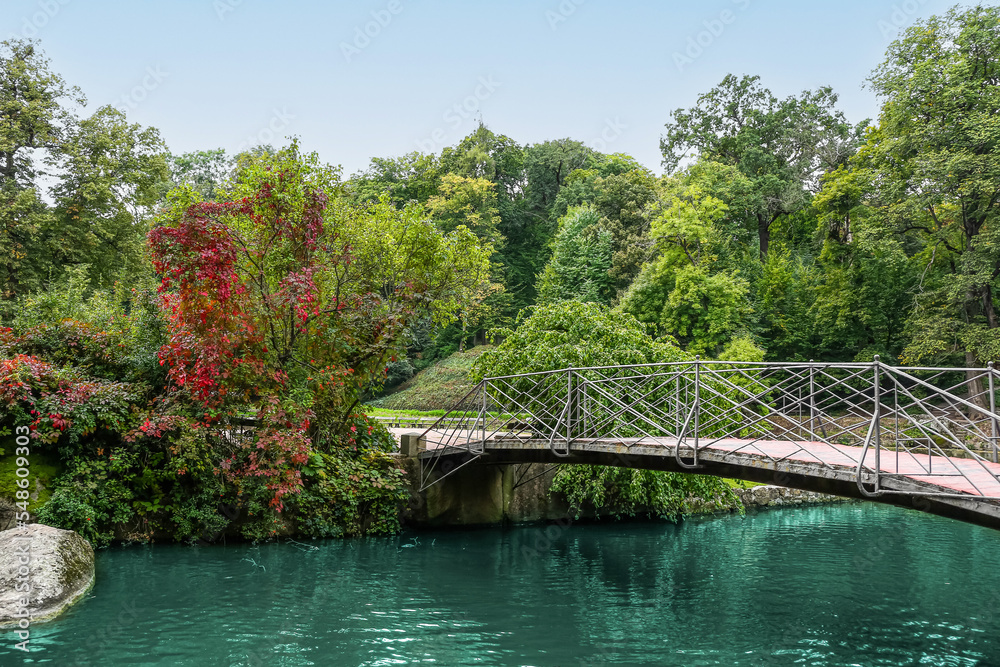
[399,432,426,458]
[400,460,569,527]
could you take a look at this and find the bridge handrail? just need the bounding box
[481,360,998,382]
[418,358,1000,499]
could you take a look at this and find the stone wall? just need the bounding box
[734,484,843,509]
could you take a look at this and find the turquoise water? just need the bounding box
[4,503,1000,666]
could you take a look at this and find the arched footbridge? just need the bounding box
[414,359,1000,529]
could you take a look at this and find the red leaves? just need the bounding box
[216,410,313,510]
[49,413,69,431]
[124,411,187,443]
[147,165,397,510]
[0,351,141,445]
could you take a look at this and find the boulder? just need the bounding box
[0,523,95,627]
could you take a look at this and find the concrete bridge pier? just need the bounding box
[398,432,571,527]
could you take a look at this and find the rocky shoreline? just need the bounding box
[733,484,844,510]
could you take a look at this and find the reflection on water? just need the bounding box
[3,503,1000,666]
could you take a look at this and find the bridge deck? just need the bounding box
[413,431,1000,498]
[680,437,1000,497]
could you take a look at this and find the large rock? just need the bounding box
[0,524,95,627]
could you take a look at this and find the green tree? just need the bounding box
[537,205,614,305]
[473,300,738,519]
[47,106,167,287]
[544,157,658,294]
[661,74,862,259]
[0,39,84,296]
[859,5,1000,380]
[439,125,527,315]
[0,39,168,296]
[163,149,232,202]
[0,40,82,187]
[348,151,441,207]
[474,300,687,376]
[621,177,753,356]
[755,250,818,360]
[439,123,525,202]
[808,166,915,362]
[501,139,598,307]
[523,139,597,217]
[426,173,504,249]
[426,173,508,350]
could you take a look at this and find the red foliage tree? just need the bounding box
[148,144,492,509]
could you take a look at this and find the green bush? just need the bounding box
[291,417,409,538]
[551,465,741,520]
[37,488,113,548]
[474,300,739,520]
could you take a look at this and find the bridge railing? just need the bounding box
[419,359,1000,497]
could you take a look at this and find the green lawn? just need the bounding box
[724,478,765,489]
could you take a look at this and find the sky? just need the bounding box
[3,0,964,177]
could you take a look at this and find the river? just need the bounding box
[3,502,999,666]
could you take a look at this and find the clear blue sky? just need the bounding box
[3,0,961,176]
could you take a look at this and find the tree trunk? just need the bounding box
[757,213,770,260]
[983,284,998,330]
[965,351,989,424]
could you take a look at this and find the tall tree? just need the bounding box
[347,151,441,208]
[439,122,525,202]
[163,149,232,202]
[0,40,83,187]
[47,106,167,287]
[620,176,752,356]
[426,173,507,348]
[537,205,614,305]
[523,138,597,217]
[426,173,504,249]
[0,39,84,296]
[858,4,1000,383]
[0,39,167,295]
[661,74,862,259]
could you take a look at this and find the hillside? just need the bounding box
[368,346,492,412]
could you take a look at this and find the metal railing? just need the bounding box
[418,358,1000,496]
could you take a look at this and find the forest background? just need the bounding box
[1,4,998,545]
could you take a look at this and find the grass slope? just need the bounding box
[368,346,491,412]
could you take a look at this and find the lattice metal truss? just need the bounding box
[418,359,1000,497]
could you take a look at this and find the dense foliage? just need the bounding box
[472,301,742,519]
[3,4,999,542]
